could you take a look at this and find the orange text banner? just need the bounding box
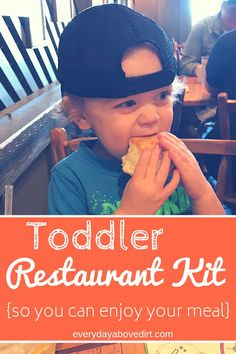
[0,216,235,341]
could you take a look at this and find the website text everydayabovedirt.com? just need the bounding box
[72,330,174,340]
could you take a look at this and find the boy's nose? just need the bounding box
[137,105,160,126]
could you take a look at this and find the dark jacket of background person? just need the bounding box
[205,29,236,188]
[206,29,236,99]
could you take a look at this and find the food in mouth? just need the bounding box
[122,135,161,175]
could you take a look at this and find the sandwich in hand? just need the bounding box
[122,135,161,175]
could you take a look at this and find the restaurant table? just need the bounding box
[55,343,226,354]
[55,343,146,354]
[177,76,216,107]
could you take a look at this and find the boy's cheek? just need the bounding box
[168,108,174,130]
[161,113,173,132]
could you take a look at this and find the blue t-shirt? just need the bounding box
[48,142,191,215]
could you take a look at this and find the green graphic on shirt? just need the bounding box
[101,201,121,215]
[96,185,190,215]
[155,185,191,215]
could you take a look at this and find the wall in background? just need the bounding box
[134,0,158,21]
[134,0,191,43]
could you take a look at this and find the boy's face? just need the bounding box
[79,47,173,159]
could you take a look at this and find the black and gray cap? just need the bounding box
[58,4,176,98]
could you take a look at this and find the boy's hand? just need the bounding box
[115,143,180,215]
[157,132,210,199]
[157,132,225,215]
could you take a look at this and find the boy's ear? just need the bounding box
[62,95,92,129]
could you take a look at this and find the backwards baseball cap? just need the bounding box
[58,4,176,98]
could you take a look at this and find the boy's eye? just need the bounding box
[155,90,172,104]
[114,100,136,108]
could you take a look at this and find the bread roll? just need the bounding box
[122,135,160,175]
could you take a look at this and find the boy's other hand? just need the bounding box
[115,143,180,215]
[157,132,225,214]
[157,132,212,199]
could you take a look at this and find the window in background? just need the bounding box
[191,0,223,25]
[52,0,75,22]
[92,0,133,6]
[92,0,103,4]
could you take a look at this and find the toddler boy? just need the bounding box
[48,4,224,215]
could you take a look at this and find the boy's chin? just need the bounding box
[92,140,128,160]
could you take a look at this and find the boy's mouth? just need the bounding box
[133,133,158,138]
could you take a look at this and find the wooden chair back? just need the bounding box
[216,92,236,207]
[50,128,236,208]
[50,127,97,165]
[217,92,236,139]
[183,138,236,205]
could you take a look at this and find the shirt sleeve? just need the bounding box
[180,22,204,76]
[48,169,88,215]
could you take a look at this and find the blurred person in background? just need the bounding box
[180,0,236,76]
[178,0,236,138]
[206,29,236,99]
